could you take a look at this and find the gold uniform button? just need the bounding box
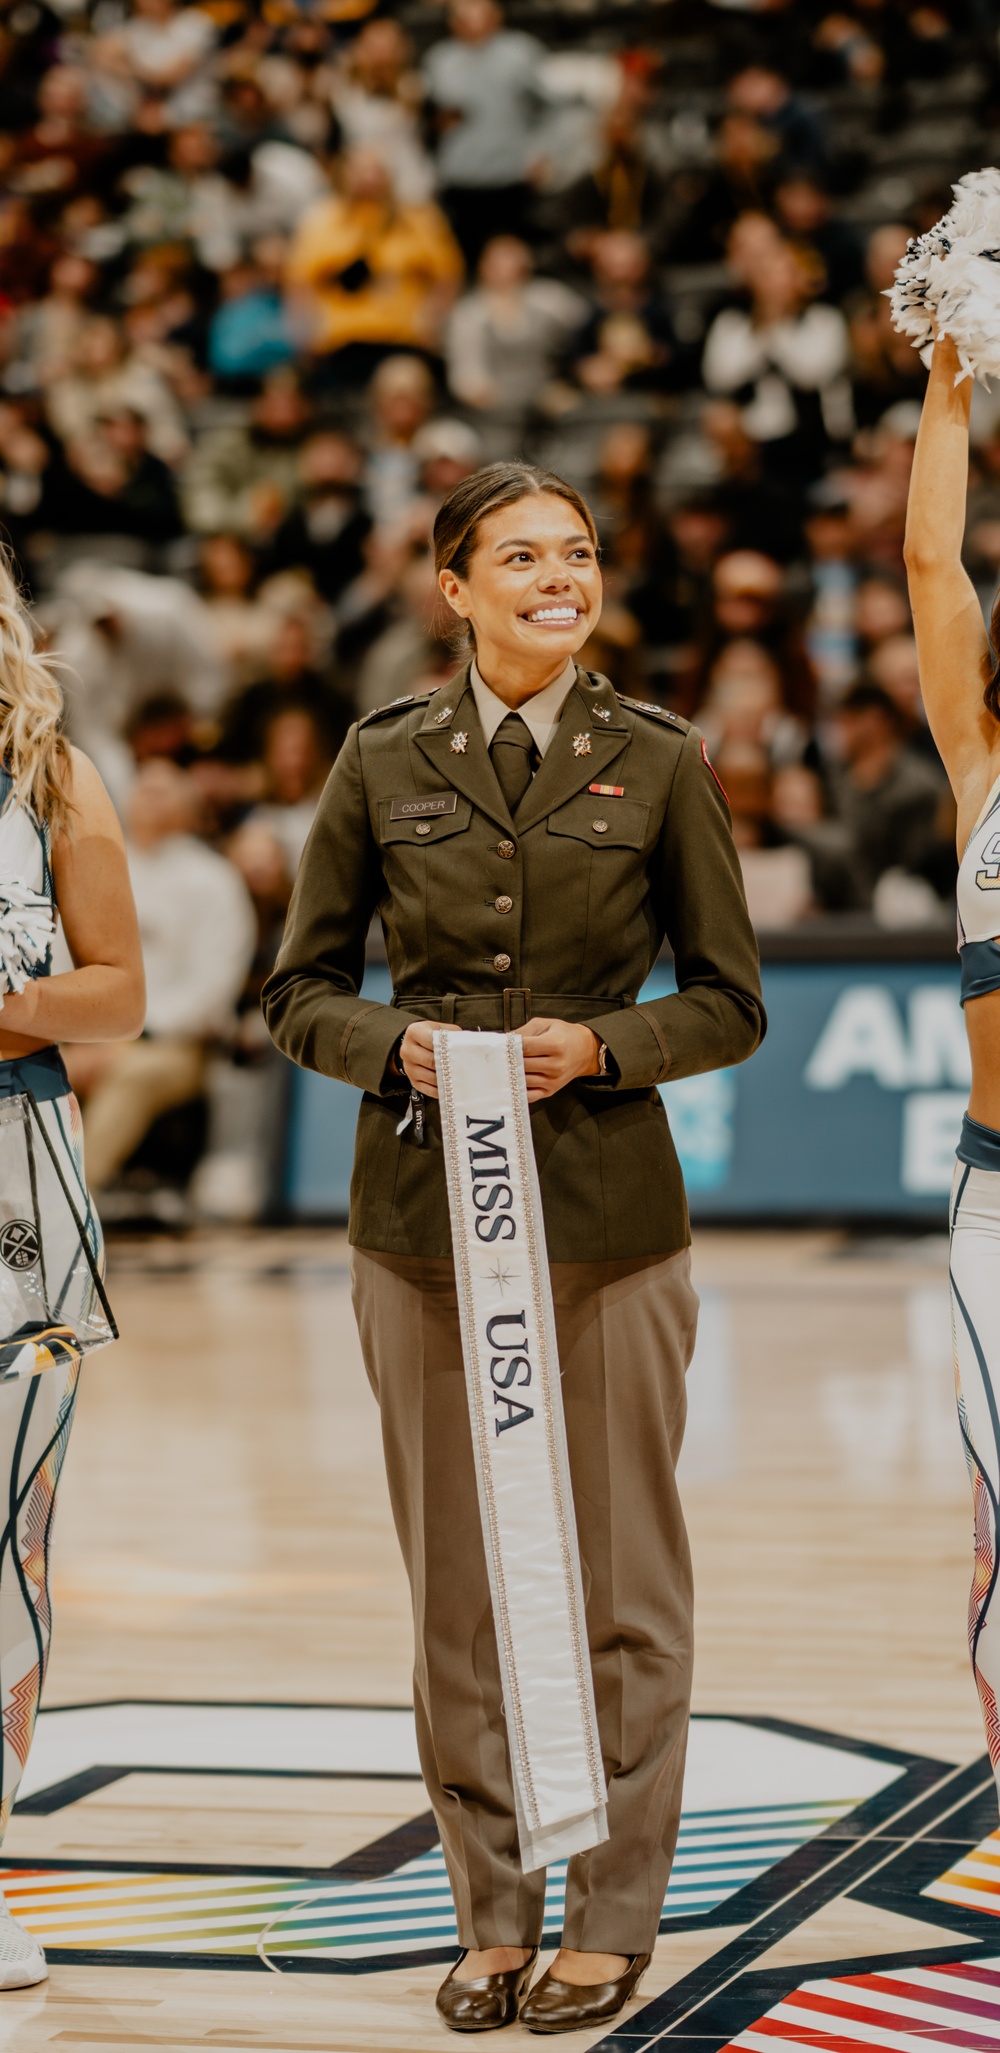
[493,952,512,973]
[415,822,432,836]
[592,819,609,834]
[497,838,516,859]
[494,894,513,914]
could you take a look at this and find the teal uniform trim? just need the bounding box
[957,1111,1000,1171]
[960,938,1000,1006]
[0,1047,70,1104]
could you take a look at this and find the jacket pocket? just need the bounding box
[377,796,473,846]
[547,796,650,850]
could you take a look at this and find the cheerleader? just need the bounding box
[899,194,1000,1782]
[0,552,143,1984]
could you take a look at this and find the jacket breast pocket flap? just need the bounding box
[548,797,649,851]
[378,796,473,845]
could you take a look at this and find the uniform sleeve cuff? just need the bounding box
[583,1005,668,1090]
[340,1004,417,1096]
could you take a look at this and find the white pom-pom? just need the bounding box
[0,877,54,1012]
[886,168,1000,387]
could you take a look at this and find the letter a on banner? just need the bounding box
[435,1029,608,1872]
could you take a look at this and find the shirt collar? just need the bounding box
[469,657,578,757]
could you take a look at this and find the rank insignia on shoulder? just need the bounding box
[589,783,624,797]
[359,693,422,726]
[594,706,612,721]
[618,696,676,720]
[433,705,453,724]
[615,694,689,733]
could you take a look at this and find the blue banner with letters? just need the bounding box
[283,960,967,1220]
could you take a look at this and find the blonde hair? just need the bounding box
[0,550,71,836]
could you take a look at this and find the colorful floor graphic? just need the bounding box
[0,1798,855,1963]
[926,1834,1000,1921]
[722,1959,1000,2053]
[582,1756,1000,2052]
[0,1706,911,1973]
[14,1701,1000,2052]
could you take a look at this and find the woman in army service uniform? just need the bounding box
[263,463,765,2037]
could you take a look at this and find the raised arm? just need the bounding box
[904,332,999,824]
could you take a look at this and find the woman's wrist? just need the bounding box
[0,981,38,1031]
[580,1026,603,1077]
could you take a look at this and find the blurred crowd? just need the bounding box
[1,0,996,1214]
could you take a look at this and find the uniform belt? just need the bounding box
[0,1044,70,1104]
[391,991,634,1032]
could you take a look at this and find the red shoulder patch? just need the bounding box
[701,736,729,803]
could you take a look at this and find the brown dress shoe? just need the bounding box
[436,1949,539,2032]
[519,1952,652,2034]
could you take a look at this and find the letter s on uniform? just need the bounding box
[472,1183,514,1213]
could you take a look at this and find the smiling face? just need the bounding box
[438,492,602,696]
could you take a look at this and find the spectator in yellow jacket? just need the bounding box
[285,147,463,382]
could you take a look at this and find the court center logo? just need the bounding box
[0,1219,39,1270]
[3,1705,921,1975]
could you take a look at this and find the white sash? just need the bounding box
[434,1029,608,1873]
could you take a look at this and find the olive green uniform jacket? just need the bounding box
[262,665,766,1262]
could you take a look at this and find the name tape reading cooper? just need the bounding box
[389,794,459,820]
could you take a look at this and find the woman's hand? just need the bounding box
[397,1018,602,1102]
[398,1019,460,1098]
[516,1018,601,1103]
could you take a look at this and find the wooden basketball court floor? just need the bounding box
[0,1224,995,2053]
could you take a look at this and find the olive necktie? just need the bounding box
[490,712,539,816]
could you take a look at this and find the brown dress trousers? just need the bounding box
[350,1244,698,1955]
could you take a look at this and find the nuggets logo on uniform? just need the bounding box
[0,1220,39,1271]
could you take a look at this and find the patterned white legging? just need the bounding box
[951,1155,1000,1776]
[0,1093,97,1837]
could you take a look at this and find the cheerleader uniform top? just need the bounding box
[958,770,1000,1004]
[0,765,67,1103]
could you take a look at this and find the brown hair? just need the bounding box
[988,590,1000,724]
[433,462,598,648]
